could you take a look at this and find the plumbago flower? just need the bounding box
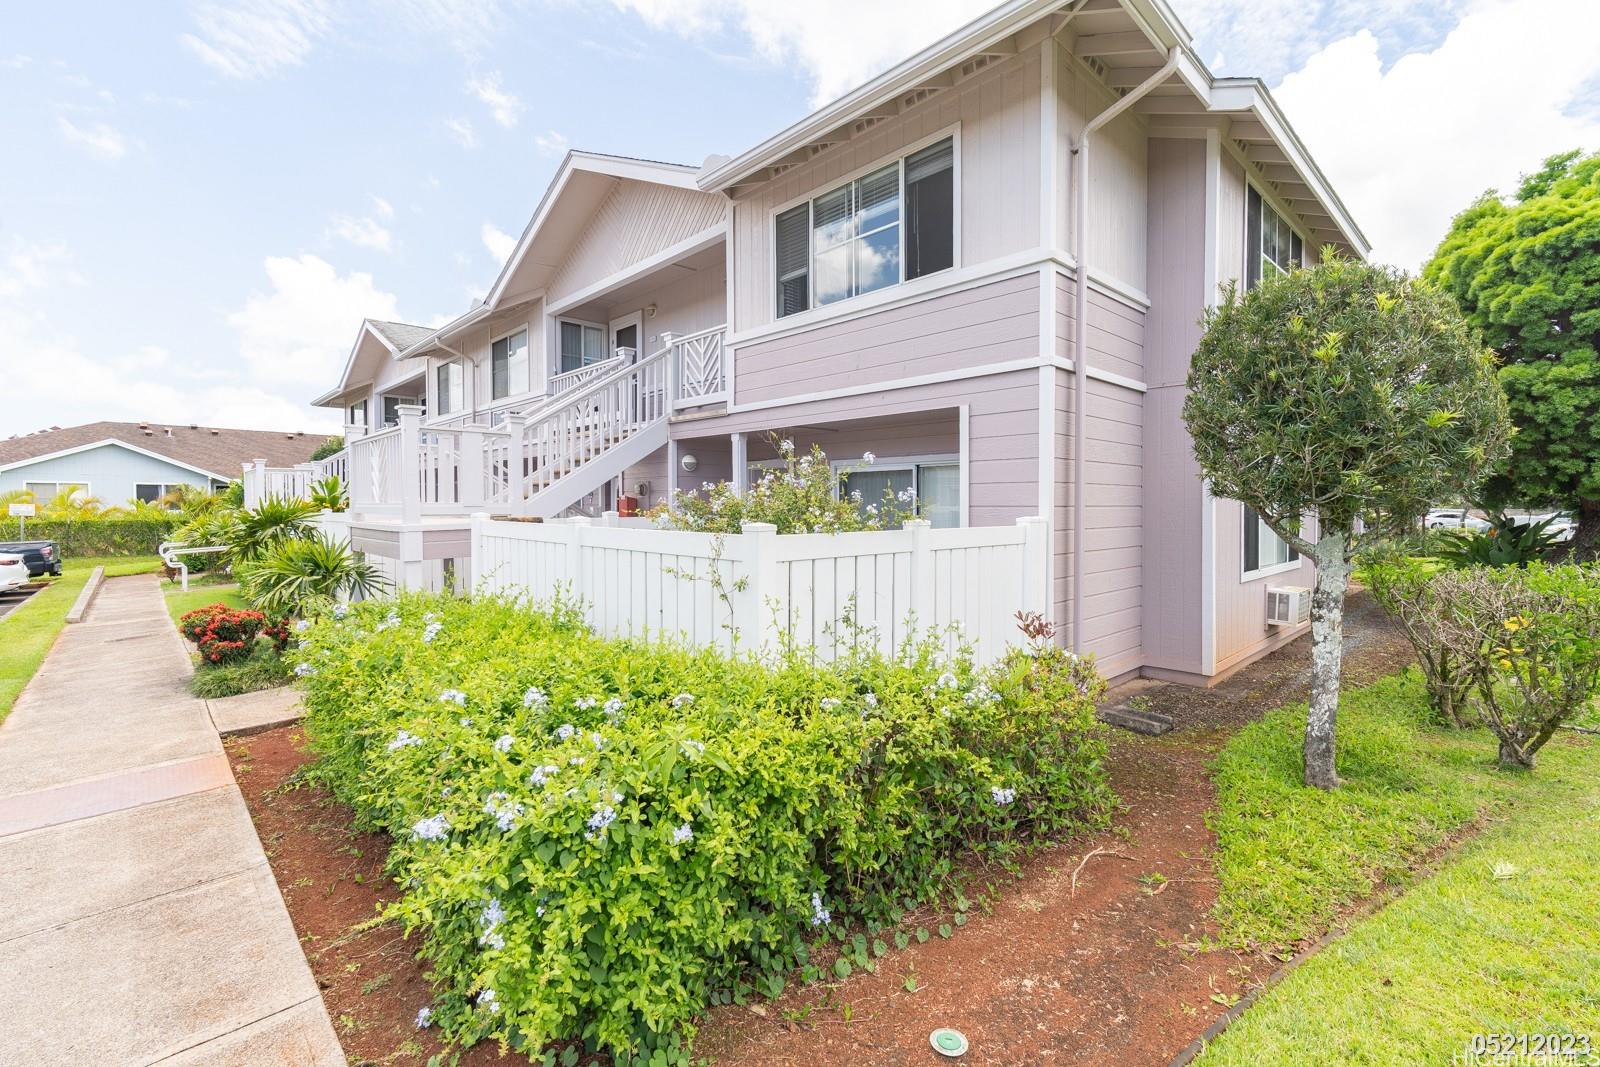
[672,823,694,844]
[819,697,842,711]
[483,792,524,833]
[492,734,514,753]
[681,738,705,757]
[387,729,423,752]
[590,731,605,749]
[376,610,401,632]
[523,686,548,710]
[862,451,876,464]
[528,763,560,787]
[585,805,617,841]
[411,812,450,841]
[863,692,878,707]
[422,621,443,644]
[935,671,960,690]
[439,689,467,706]
[554,723,577,741]
[293,618,312,633]
[991,786,1017,807]
[810,891,831,927]
[477,988,501,1014]
[478,897,507,950]
[574,697,598,712]
[332,603,348,620]
[293,662,316,677]
[964,683,1000,706]
[414,1006,433,1029]
[603,697,625,723]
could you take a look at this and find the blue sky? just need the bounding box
[2,0,1597,437]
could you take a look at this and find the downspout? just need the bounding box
[1069,46,1179,652]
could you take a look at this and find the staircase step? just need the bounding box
[1097,705,1174,736]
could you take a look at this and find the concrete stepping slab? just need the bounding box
[208,687,305,736]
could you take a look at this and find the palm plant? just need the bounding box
[238,534,387,616]
[308,476,349,512]
[228,496,320,563]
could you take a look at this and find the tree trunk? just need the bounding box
[1498,737,1535,770]
[1571,500,1600,563]
[1304,530,1351,790]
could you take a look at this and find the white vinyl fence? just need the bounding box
[470,515,1049,664]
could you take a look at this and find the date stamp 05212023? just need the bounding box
[1452,1033,1598,1066]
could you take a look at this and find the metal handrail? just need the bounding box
[157,540,229,593]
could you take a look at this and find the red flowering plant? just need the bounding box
[178,603,232,644]
[194,607,268,666]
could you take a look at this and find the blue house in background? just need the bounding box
[0,422,330,508]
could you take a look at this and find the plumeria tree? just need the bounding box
[1184,254,1511,789]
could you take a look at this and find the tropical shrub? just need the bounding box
[180,604,270,665]
[1430,563,1600,768]
[1433,511,1566,568]
[188,645,293,698]
[227,497,320,563]
[296,593,1112,1061]
[0,516,182,557]
[237,533,387,616]
[308,475,348,513]
[1362,552,1472,727]
[653,438,913,534]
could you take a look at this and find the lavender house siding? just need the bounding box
[1140,137,1209,675]
[734,273,1040,406]
[731,47,1043,334]
[547,182,725,308]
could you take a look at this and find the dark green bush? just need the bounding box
[297,593,1112,1060]
[0,516,181,557]
[189,645,292,698]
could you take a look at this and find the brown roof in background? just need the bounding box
[0,422,333,480]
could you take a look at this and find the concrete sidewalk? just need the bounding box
[0,574,343,1067]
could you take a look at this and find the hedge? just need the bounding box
[0,516,182,558]
[297,593,1113,1062]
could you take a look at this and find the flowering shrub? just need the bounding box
[179,604,269,665]
[297,593,1111,1061]
[1429,563,1600,768]
[1362,553,1473,727]
[651,437,914,534]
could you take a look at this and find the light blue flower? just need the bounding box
[483,792,524,832]
[810,891,831,927]
[523,686,548,709]
[439,689,467,706]
[422,621,443,644]
[991,786,1016,806]
[492,734,513,753]
[936,671,960,690]
[863,692,878,707]
[672,693,695,708]
[672,823,694,844]
[554,723,576,741]
[820,697,842,711]
[293,662,315,677]
[293,619,312,633]
[602,697,625,722]
[585,805,616,840]
[528,763,560,787]
[681,738,705,757]
[387,729,422,752]
[414,1006,433,1029]
[411,813,450,841]
[477,988,500,1013]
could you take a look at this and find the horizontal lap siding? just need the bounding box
[1212,501,1317,672]
[732,48,1041,334]
[1086,289,1146,380]
[548,182,726,307]
[735,273,1040,406]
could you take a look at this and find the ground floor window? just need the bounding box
[134,482,194,507]
[24,480,88,503]
[838,457,960,528]
[1243,505,1299,576]
[558,320,605,373]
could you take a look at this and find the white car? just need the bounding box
[0,553,28,592]
[1425,508,1491,532]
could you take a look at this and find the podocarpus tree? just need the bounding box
[1184,255,1511,789]
[1425,150,1600,557]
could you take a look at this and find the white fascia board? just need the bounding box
[1240,83,1371,256]
[569,152,701,189]
[0,438,229,481]
[698,0,1067,192]
[319,320,397,408]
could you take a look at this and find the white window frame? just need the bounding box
[23,479,91,501]
[555,317,607,375]
[347,399,368,428]
[830,452,962,528]
[489,323,533,402]
[1240,504,1303,581]
[770,124,961,323]
[1244,179,1306,291]
[133,482,192,508]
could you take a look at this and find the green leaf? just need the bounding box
[833,957,852,979]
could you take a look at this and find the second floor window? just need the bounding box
[347,399,367,428]
[1246,185,1303,290]
[776,136,955,319]
[436,359,464,416]
[559,320,604,373]
[491,327,530,400]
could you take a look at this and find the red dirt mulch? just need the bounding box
[228,724,1251,1066]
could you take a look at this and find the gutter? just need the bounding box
[1069,46,1179,652]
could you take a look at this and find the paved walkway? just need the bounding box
[0,575,344,1067]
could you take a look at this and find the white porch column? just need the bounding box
[666,437,679,512]
[731,432,748,497]
[661,331,678,415]
[396,404,425,590]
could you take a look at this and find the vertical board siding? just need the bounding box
[548,182,726,307]
[1211,501,1317,672]
[1218,153,1246,294]
[733,48,1042,333]
[734,274,1040,405]
[471,518,1047,665]
[1056,47,1149,291]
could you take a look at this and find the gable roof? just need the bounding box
[368,320,435,352]
[696,0,1368,257]
[0,422,328,481]
[311,317,432,407]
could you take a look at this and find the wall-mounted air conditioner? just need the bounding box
[1266,586,1312,627]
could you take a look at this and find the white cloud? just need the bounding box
[445,116,478,148]
[180,0,333,79]
[468,71,522,128]
[481,222,516,263]
[371,195,394,220]
[0,239,82,298]
[0,54,31,70]
[1272,0,1600,268]
[227,254,400,390]
[328,213,393,252]
[608,0,991,105]
[57,116,130,161]
[533,129,568,157]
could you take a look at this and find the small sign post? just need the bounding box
[8,501,35,539]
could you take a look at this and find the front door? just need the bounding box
[609,312,643,362]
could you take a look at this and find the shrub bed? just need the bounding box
[0,516,181,557]
[296,593,1112,1062]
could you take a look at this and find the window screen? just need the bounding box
[491,328,529,400]
[1243,505,1299,573]
[905,138,954,279]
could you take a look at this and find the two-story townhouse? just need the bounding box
[308,0,1367,685]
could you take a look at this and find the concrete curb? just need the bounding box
[64,566,104,624]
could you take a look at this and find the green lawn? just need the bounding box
[164,584,247,625]
[1197,669,1600,1064]
[0,556,163,722]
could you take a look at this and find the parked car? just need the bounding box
[1506,510,1576,544]
[0,539,62,577]
[1424,508,1491,532]
[0,552,29,592]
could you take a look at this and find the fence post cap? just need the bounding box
[739,521,778,534]
[903,518,933,530]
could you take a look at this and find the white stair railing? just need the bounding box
[518,347,669,503]
[667,325,727,411]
